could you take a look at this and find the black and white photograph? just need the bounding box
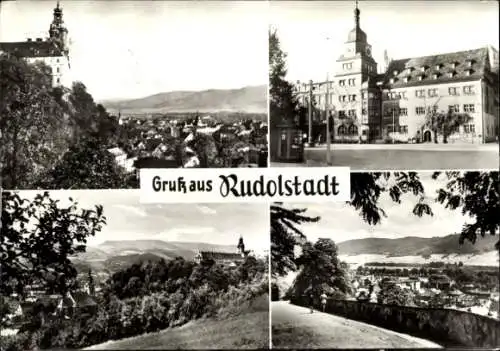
[271,171,499,348]
[269,0,499,169]
[0,0,269,190]
[0,190,270,350]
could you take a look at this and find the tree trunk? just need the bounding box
[433,130,438,144]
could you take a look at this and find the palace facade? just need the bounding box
[0,2,71,88]
[295,4,499,144]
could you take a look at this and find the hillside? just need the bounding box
[101,85,267,114]
[84,294,269,350]
[337,234,498,257]
[72,240,240,272]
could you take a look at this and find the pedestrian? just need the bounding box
[320,292,327,312]
[309,292,314,314]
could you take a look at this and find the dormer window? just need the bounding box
[404,77,409,83]
[448,71,455,78]
[393,70,399,76]
[432,73,439,79]
[406,67,413,74]
[466,59,474,67]
[418,75,424,81]
[451,62,458,69]
[420,66,427,72]
[389,78,395,84]
[435,64,442,70]
[465,69,473,76]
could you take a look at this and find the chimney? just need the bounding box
[27,38,32,42]
[36,38,42,42]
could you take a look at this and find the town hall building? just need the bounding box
[0,1,71,88]
[295,2,499,144]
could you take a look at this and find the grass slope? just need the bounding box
[84,294,269,350]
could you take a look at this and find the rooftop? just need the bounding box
[382,47,492,89]
[0,40,64,58]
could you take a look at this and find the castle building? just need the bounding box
[0,1,71,88]
[295,2,499,144]
[194,236,250,265]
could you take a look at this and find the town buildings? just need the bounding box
[0,1,71,88]
[295,3,499,144]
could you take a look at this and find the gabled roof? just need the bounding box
[0,40,64,58]
[383,47,489,89]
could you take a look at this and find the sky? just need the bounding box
[271,0,499,83]
[0,0,269,101]
[9,190,270,255]
[284,172,477,244]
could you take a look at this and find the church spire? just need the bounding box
[354,0,360,29]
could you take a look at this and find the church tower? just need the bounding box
[237,236,245,256]
[332,0,378,140]
[48,1,69,55]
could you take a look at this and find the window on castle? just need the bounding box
[428,88,438,97]
[400,108,408,116]
[404,77,409,83]
[339,80,346,87]
[448,104,459,113]
[418,75,424,81]
[399,125,408,134]
[348,78,356,86]
[338,110,346,118]
[448,87,458,95]
[463,85,475,95]
[464,124,475,133]
[401,91,407,99]
[432,73,439,79]
[416,107,425,115]
[339,95,347,102]
[362,108,367,115]
[349,94,356,101]
[343,63,353,70]
[56,78,60,84]
[464,104,475,113]
[348,109,356,117]
[56,67,60,73]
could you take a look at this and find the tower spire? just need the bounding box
[354,0,360,28]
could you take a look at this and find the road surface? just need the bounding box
[272,143,499,170]
[272,301,442,349]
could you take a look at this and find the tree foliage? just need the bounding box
[377,282,416,306]
[0,54,71,188]
[269,29,300,128]
[270,203,320,277]
[290,238,351,300]
[34,136,138,189]
[0,191,106,296]
[424,108,473,143]
[433,171,499,249]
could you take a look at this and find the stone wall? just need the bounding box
[291,296,500,348]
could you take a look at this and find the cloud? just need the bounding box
[155,226,216,242]
[112,204,148,217]
[196,205,217,215]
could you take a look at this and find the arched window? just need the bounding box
[338,125,346,135]
[348,125,358,135]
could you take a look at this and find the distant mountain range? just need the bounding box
[101,85,267,114]
[71,240,239,273]
[337,234,498,257]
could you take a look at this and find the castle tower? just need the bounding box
[48,1,69,55]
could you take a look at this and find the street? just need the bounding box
[271,301,442,349]
[272,143,499,170]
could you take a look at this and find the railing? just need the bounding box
[290,296,500,348]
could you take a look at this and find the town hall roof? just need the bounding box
[382,47,491,89]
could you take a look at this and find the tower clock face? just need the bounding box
[366,46,372,57]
